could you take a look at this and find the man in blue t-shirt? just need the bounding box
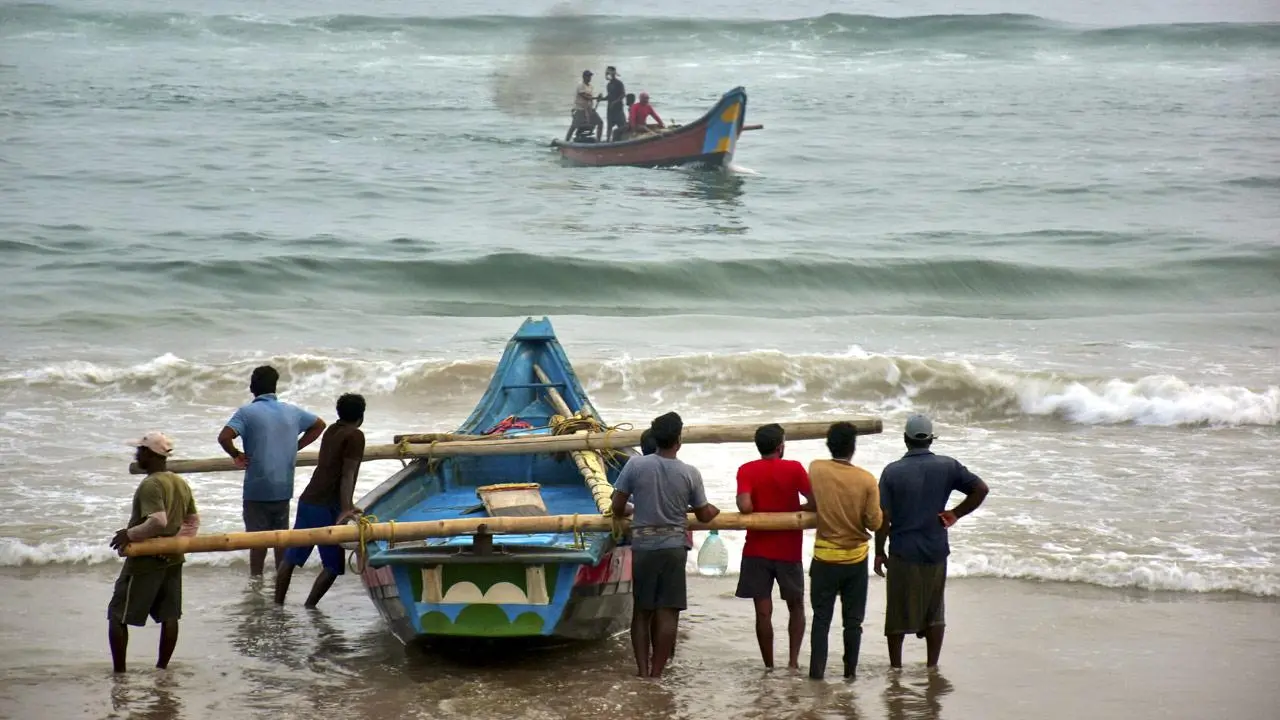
[874,414,988,669]
[611,412,719,678]
[217,365,326,576]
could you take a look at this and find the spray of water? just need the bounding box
[491,2,608,119]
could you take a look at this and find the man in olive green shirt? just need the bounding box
[108,432,199,673]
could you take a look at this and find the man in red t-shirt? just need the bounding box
[735,423,815,670]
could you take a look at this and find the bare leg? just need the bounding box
[925,625,945,668]
[108,621,128,673]
[631,609,653,677]
[785,596,805,670]
[304,569,339,609]
[752,597,774,668]
[157,620,179,669]
[887,633,905,668]
[649,608,679,678]
[249,548,267,577]
[274,561,295,604]
[272,547,283,570]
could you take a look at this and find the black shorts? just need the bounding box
[107,564,183,627]
[243,499,290,532]
[607,103,626,128]
[633,548,688,611]
[735,556,805,601]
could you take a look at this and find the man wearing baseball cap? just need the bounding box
[107,432,199,673]
[873,414,988,669]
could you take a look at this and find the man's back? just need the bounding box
[737,458,808,562]
[879,449,981,564]
[615,453,707,551]
[127,471,196,569]
[227,394,317,502]
[809,459,881,554]
[299,421,365,507]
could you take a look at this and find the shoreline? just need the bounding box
[2,565,1276,719]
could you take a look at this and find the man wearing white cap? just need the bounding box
[873,414,988,669]
[107,432,199,673]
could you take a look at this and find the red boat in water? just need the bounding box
[551,87,757,169]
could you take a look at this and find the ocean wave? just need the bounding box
[4,5,1277,49]
[17,248,1280,318]
[4,350,1276,427]
[3,538,1273,596]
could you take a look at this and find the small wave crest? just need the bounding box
[4,350,1275,427]
[5,5,1277,50]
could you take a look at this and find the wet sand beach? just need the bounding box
[2,566,1276,719]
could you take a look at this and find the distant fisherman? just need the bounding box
[874,415,989,669]
[628,91,664,135]
[218,365,326,577]
[274,393,367,608]
[566,69,603,142]
[108,432,199,673]
[611,412,720,678]
[604,65,627,142]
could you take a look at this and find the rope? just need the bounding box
[352,513,379,573]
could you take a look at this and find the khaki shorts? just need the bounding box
[884,558,946,636]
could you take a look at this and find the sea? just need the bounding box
[1,0,1277,717]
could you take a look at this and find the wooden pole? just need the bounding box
[122,511,816,556]
[741,124,764,131]
[131,418,882,474]
[390,432,483,444]
[532,364,615,515]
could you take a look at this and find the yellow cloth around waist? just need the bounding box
[813,537,869,565]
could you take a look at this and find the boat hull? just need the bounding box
[360,546,633,644]
[354,317,635,644]
[552,87,748,168]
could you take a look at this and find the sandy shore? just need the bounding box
[1,565,1276,719]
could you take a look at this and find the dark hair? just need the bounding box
[606,65,616,72]
[250,365,279,396]
[827,422,857,459]
[754,423,785,456]
[904,434,933,450]
[625,93,636,105]
[336,393,366,423]
[649,411,683,450]
[639,428,657,455]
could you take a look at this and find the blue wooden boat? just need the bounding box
[353,318,634,643]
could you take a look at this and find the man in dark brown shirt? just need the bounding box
[274,393,366,608]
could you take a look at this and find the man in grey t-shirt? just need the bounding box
[612,412,719,678]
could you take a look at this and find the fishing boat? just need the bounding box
[551,86,756,169]
[352,317,635,643]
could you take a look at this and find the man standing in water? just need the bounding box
[603,65,627,141]
[734,423,814,670]
[875,414,988,668]
[108,432,199,673]
[611,412,719,678]
[807,421,882,680]
[218,365,326,576]
[275,393,367,608]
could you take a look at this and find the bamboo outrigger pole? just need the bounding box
[122,511,817,557]
[128,418,883,475]
[532,363,615,515]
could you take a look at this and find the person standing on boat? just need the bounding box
[734,423,814,671]
[628,91,665,135]
[603,66,627,142]
[566,69,603,142]
[108,432,199,673]
[610,411,719,678]
[274,393,366,608]
[874,415,989,669]
[806,421,882,681]
[217,365,326,577]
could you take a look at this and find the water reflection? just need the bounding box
[883,668,955,720]
[679,169,747,207]
[109,671,184,720]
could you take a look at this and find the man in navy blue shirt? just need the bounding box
[874,414,988,669]
[218,366,326,576]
